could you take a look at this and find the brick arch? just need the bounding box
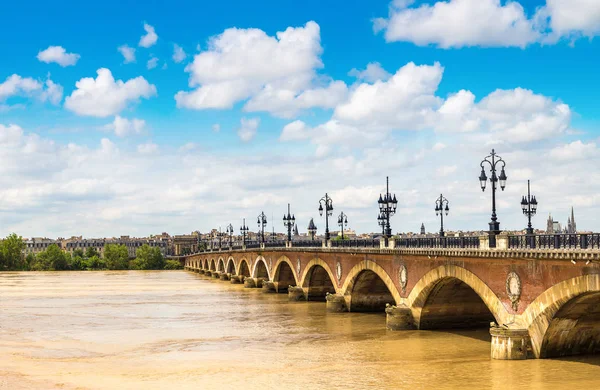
[273,256,299,289]
[226,257,236,274]
[407,264,509,330]
[252,256,270,279]
[522,274,600,358]
[203,259,209,269]
[217,257,225,272]
[300,258,339,301]
[209,259,216,271]
[237,258,251,277]
[340,260,402,310]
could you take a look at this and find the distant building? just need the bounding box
[24,238,58,255]
[420,223,425,235]
[566,207,577,234]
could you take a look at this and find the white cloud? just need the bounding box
[104,116,146,137]
[212,123,220,133]
[175,21,343,117]
[64,68,157,117]
[549,140,598,161]
[375,0,539,48]
[147,56,159,70]
[139,23,158,48]
[237,117,259,142]
[348,62,392,83]
[37,46,80,67]
[173,44,187,63]
[436,165,457,177]
[432,142,446,151]
[118,45,136,63]
[280,120,313,141]
[539,0,600,40]
[137,142,158,154]
[0,74,63,105]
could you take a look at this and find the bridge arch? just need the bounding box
[218,257,225,272]
[201,259,206,269]
[523,274,600,358]
[209,259,216,271]
[272,256,298,292]
[237,258,251,278]
[300,258,338,301]
[252,256,270,279]
[407,264,508,330]
[341,260,401,312]
[226,257,236,274]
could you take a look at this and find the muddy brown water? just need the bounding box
[1,271,600,389]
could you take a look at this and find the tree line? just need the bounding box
[0,233,182,271]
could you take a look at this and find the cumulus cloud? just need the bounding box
[212,123,220,133]
[173,44,187,63]
[139,23,158,48]
[104,116,146,137]
[237,117,259,142]
[64,68,157,117]
[0,74,63,105]
[147,56,159,70]
[549,140,598,161]
[175,21,346,117]
[118,45,136,63]
[137,142,158,154]
[37,46,80,67]
[348,62,392,83]
[280,120,313,141]
[538,0,600,40]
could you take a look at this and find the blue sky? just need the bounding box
[1,0,600,237]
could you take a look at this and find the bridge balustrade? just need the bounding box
[396,236,479,249]
[508,233,600,249]
[331,239,380,248]
[293,240,322,248]
[263,240,286,248]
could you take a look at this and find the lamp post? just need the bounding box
[218,227,222,250]
[521,180,538,247]
[308,218,317,240]
[377,212,385,236]
[226,224,234,248]
[434,194,450,237]
[318,193,334,240]
[257,212,267,243]
[378,176,398,246]
[240,219,249,246]
[479,149,507,248]
[337,212,348,239]
[283,203,296,242]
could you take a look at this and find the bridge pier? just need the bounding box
[244,277,257,288]
[205,271,212,277]
[198,269,205,274]
[212,272,221,279]
[262,281,276,293]
[490,326,530,360]
[219,273,230,281]
[385,304,416,330]
[288,286,305,301]
[325,293,347,312]
[230,275,243,284]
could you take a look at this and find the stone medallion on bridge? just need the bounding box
[336,261,342,283]
[398,264,408,291]
[506,271,521,311]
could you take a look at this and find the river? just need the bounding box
[1,271,600,389]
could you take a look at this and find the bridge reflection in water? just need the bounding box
[181,236,600,361]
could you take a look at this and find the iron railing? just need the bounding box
[508,233,600,249]
[264,240,287,248]
[293,240,322,248]
[396,236,480,249]
[331,239,380,248]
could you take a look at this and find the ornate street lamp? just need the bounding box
[479,149,507,248]
[257,212,267,243]
[218,226,222,250]
[377,212,385,236]
[283,203,296,242]
[308,218,317,240]
[318,193,334,240]
[521,180,538,238]
[240,219,249,246]
[226,224,234,248]
[434,194,450,237]
[337,212,348,239]
[378,176,398,245]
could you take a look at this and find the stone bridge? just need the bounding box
[181,246,600,360]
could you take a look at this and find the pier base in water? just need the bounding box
[262,281,276,293]
[288,286,305,301]
[385,304,415,330]
[244,277,257,288]
[490,326,530,360]
[325,293,347,312]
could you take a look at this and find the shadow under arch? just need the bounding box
[300,258,337,301]
[272,256,298,293]
[252,256,270,279]
[218,258,225,272]
[203,259,209,269]
[226,257,236,274]
[523,274,600,359]
[210,259,216,271]
[237,259,251,277]
[341,260,401,312]
[407,265,508,330]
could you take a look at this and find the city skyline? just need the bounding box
[1,0,600,237]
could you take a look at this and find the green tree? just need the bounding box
[70,254,84,270]
[164,259,183,270]
[24,253,36,271]
[72,248,85,258]
[131,244,165,270]
[85,247,99,259]
[104,244,129,270]
[0,233,26,270]
[34,244,69,270]
[84,255,105,270]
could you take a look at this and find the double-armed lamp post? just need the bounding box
[521,180,538,247]
[240,219,249,246]
[226,224,234,248]
[337,212,348,239]
[479,149,507,248]
[318,193,334,240]
[257,212,267,243]
[434,194,450,237]
[378,176,398,246]
[283,203,296,242]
